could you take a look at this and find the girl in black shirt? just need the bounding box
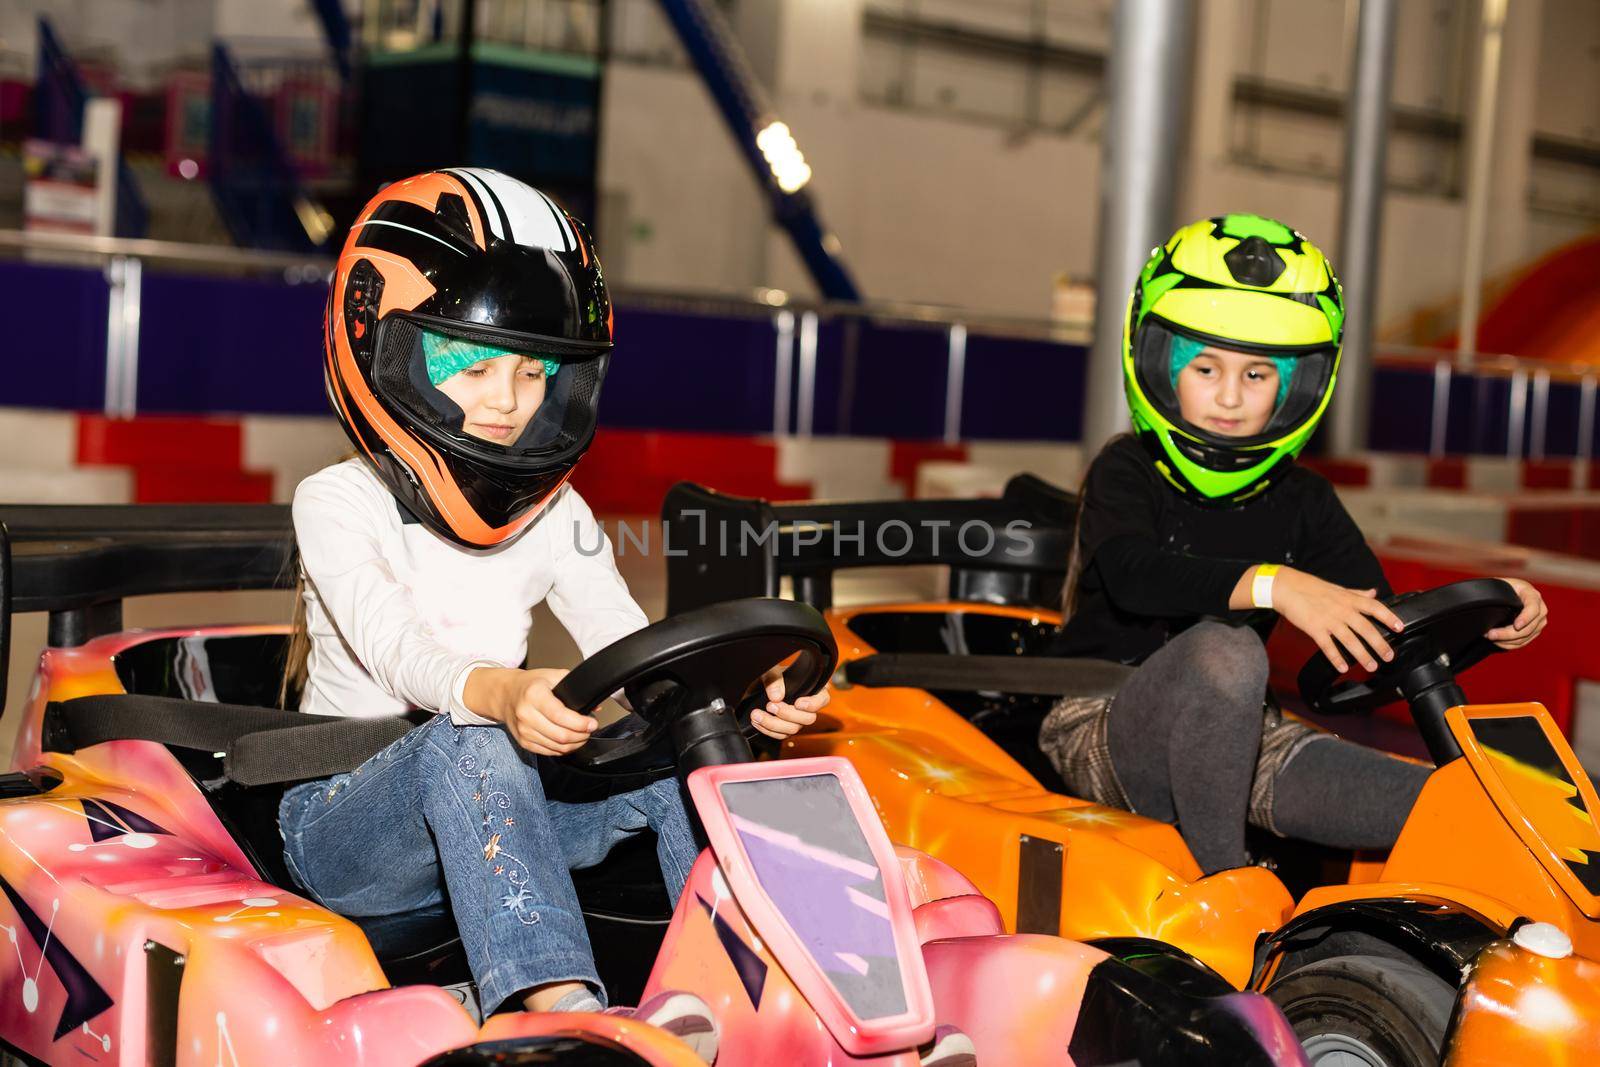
[1041,215,1548,874]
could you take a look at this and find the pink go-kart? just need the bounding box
[0,506,1306,1065]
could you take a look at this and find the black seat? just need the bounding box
[836,610,1132,796]
[111,632,674,1003]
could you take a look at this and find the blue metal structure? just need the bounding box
[207,45,329,253]
[653,0,862,302]
[0,251,1044,433]
[308,0,355,82]
[32,18,149,239]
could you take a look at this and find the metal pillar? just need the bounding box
[103,256,142,419]
[1458,0,1508,358]
[795,311,819,437]
[772,310,795,435]
[1429,360,1452,457]
[1081,0,1196,456]
[1329,0,1399,456]
[1579,375,1597,461]
[943,323,968,445]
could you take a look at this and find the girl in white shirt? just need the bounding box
[277,171,822,1046]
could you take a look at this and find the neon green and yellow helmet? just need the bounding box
[1123,213,1344,505]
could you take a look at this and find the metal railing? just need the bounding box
[0,229,1084,441]
[4,227,1590,459]
[543,281,1086,443]
[0,231,332,419]
[1372,343,1600,461]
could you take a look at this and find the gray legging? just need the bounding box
[1105,621,1433,875]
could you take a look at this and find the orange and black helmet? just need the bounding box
[324,168,613,547]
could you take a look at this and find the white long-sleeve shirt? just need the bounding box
[291,459,648,725]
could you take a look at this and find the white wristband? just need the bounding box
[1251,564,1281,610]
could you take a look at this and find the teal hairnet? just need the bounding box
[1169,335,1294,407]
[422,331,559,387]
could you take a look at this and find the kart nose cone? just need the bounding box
[1513,921,1573,959]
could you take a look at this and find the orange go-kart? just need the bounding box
[665,476,1600,1067]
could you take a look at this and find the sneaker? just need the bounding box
[611,990,719,1063]
[919,1024,977,1067]
[441,980,483,1025]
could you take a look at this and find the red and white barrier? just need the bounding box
[6,408,1600,550]
[1,411,368,506]
[0,409,986,511]
[0,409,133,503]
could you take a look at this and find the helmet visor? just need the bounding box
[1132,317,1335,448]
[372,315,607,470]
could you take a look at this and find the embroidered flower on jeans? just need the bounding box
[457,751,538,925]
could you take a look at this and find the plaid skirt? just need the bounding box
[1037,691,1328,835]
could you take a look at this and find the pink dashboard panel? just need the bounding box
[687,757,936,1057]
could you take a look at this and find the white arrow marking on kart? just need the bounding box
[216,1011,240,1067]
[0,826,61,885]
[46,802,157,852]
[81,1019,111,1053]
[2,898,59,1013]
[213,898,281,923]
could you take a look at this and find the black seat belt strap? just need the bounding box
[843,653,1133,699]
[42,694,424,786]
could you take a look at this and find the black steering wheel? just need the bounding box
[1297,578,1521,764]
[551,598,837,777]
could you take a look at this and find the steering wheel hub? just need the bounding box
[552,598,837,777]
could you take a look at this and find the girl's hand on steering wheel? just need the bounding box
[1485,577,1547,650]
[752,666,830,739]
[466,666,598,756]
[1271,567,1405,675]
[506,668,599,756]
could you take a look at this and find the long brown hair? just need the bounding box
[278,553,311,709]
[1060,433,1129,619]
[278,453,357,708]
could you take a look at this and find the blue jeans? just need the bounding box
[278,715,697,1012]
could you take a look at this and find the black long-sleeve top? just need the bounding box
[1053,436,1390,665]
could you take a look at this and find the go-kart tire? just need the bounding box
[1267,954,1454,1067]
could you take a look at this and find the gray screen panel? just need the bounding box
[721,775,907,1019]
